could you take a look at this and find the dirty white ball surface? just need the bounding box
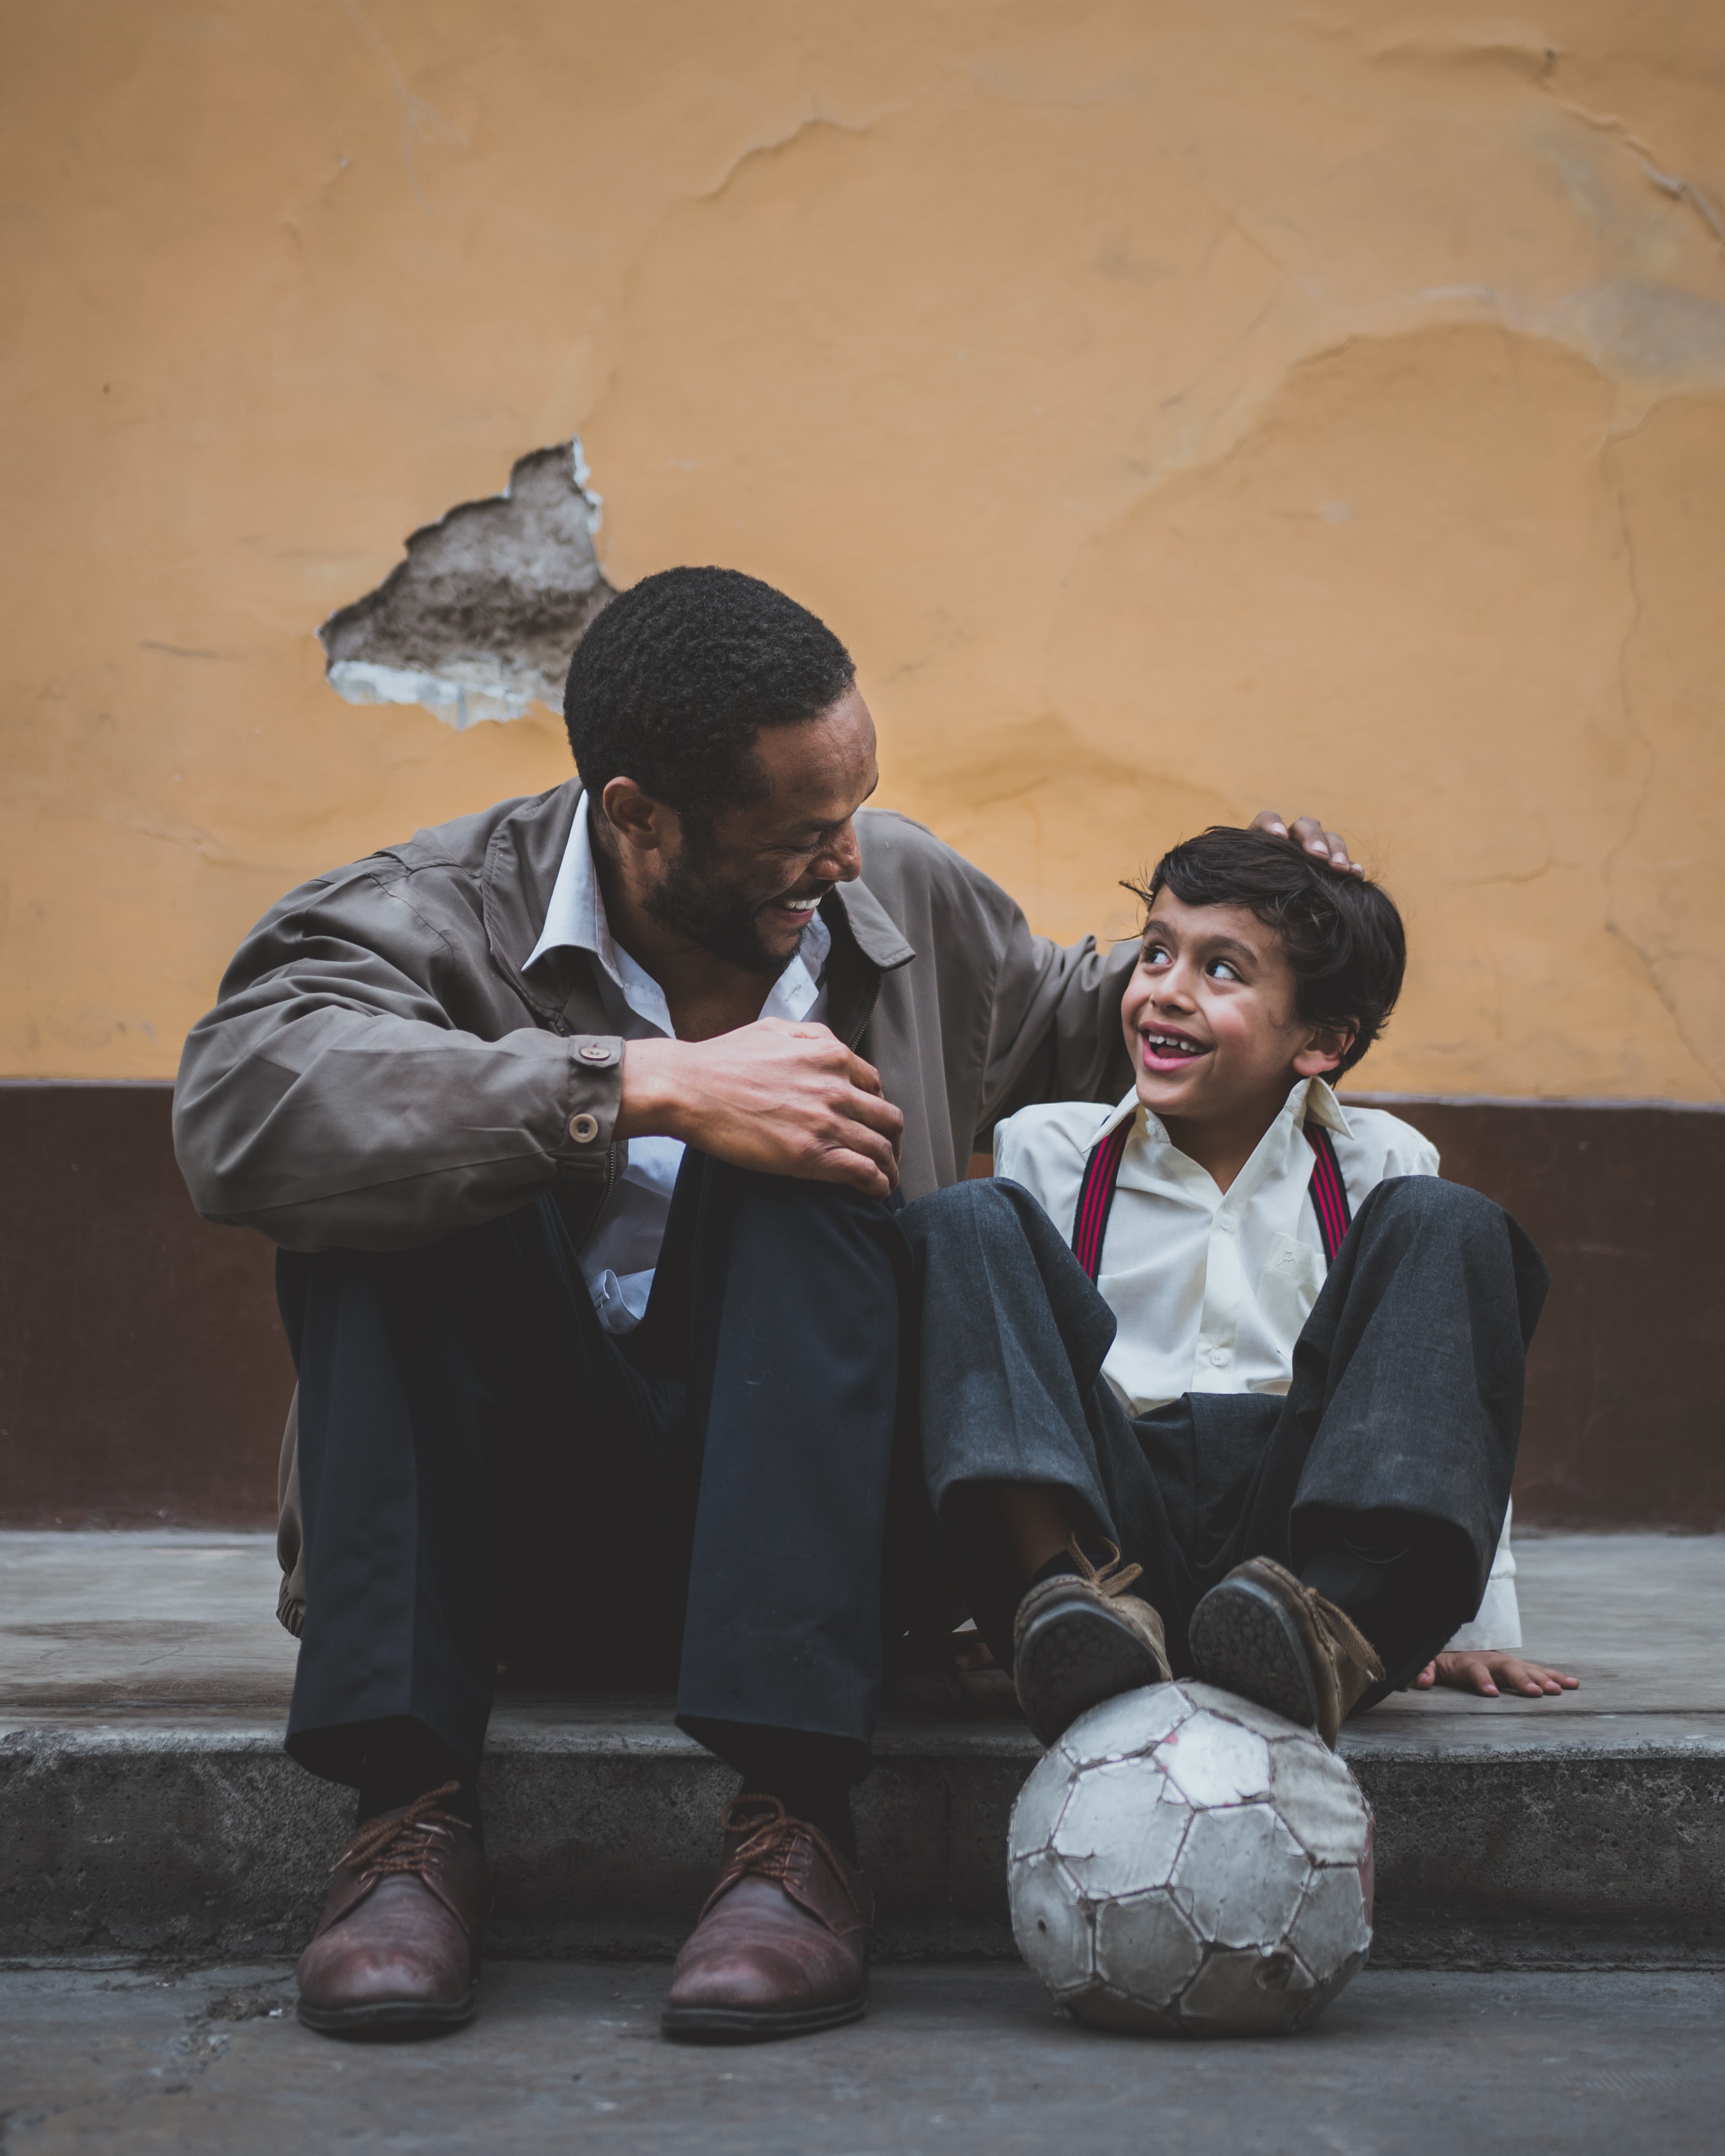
[1008,1681,1373,2036]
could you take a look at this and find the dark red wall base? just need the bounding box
[1,1083,1719,1529]
[2,1083,291,1526]
[1354,1093,1724,1530]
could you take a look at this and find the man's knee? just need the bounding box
[719,1162,901,1257]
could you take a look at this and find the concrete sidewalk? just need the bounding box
[6,1962,1725,2155]
[4,1532,1723,1968]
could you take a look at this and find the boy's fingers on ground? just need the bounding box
[1531,1663,1580,1692]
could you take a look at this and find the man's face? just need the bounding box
[647,688,878,977]
[1120,889,1349,1129]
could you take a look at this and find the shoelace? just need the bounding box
[1066,1532,1144,1600]
[717,1797,865,1916]
[335,1782,466,1881]
[1307,1592,1386,1687]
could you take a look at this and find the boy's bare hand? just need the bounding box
[1413,1652,1579,1699]
[1250,810,1365,877]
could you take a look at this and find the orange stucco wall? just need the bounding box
[4,2,1722,1097]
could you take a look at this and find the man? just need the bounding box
[174,565,1357,2042]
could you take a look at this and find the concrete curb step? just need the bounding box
[6,1703,1725,1970]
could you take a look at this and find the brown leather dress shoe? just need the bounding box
[662,1796,873,2044]
[1188,1555,1387,1748]
[295,1784,492,2037]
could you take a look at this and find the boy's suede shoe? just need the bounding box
[662,1798,873,2043]
[295,1786,491,2037]
[1013,1536,1173,1747]
[1188,1556,1385,1748]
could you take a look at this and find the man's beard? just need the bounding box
[647,837,796,979]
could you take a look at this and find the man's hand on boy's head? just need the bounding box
[1250,811,1365,878]
[1413,1651,1580,1700]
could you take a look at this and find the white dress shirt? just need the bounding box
[524,803,830,1333]
[993,1077,1519,1650]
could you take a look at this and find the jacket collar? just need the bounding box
[828,874,915,972]
[481,777,916,1022]
[481,779,585,1020]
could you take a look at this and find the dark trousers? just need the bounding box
[901,1175,1549,1695]
[278,1154,937,1791]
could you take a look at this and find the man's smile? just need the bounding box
[760,884,828,929]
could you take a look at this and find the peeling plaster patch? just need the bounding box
[320,441,612,729]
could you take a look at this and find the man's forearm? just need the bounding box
[175,1013,619,1250]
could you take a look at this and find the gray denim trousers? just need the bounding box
[899,1175,1548,1692]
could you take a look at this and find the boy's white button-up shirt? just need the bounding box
[993,1077,1519,1650]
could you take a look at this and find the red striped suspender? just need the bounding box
[1069,1112,1352,1281]
[1302,1122,1352,1265]
[1069,1116,1133,1281]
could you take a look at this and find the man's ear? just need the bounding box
[1292,1021,1357,1081]
[600,775,678,857]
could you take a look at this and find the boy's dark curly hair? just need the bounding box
[1130,827,1406,1076]
[564,566,855,827]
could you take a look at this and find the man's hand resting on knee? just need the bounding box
[1413,1651,1579,1699]
[619,1020,905,1198]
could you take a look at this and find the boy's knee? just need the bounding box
[1352,1178,1545,1303]
[1358,1174,1499,1238]
[901,1173,1039,1255]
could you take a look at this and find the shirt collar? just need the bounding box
[1101,1071,1355,1150]
[1301,1074,1353,1137]
[523,800,831,1036]
[524,792,613,975]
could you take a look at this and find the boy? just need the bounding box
[903,826,1575,1748]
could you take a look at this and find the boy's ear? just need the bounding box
[1292,1021,1356,1081]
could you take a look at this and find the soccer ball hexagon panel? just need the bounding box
[1007,1681,1373,2037]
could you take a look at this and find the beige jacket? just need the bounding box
[172,778,1137,1628]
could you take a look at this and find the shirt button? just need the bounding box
[1218,1214,1236,1233]
[548,1017,571,1036]
[1209,1347,1231,1368]
[568,1113,600,1144]
[578,1042,614,1064]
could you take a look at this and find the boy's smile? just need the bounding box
[1138,1021,1209,1072]
[1122,890,1353,1190]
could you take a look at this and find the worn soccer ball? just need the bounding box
[1007,1680,1373,2036]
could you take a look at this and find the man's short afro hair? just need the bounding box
[1131,826,1407,1076]
[564,566,856,822]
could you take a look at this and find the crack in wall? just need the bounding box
[1538,75,1725,261]
[1597,412,1719,1093]
[319,440,613,729]
[338,0,469,212]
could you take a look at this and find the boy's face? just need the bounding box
[1121,890,1354,1131]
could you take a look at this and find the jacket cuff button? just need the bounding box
[568,1113,600,1144]
[578,1042,614,1063]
